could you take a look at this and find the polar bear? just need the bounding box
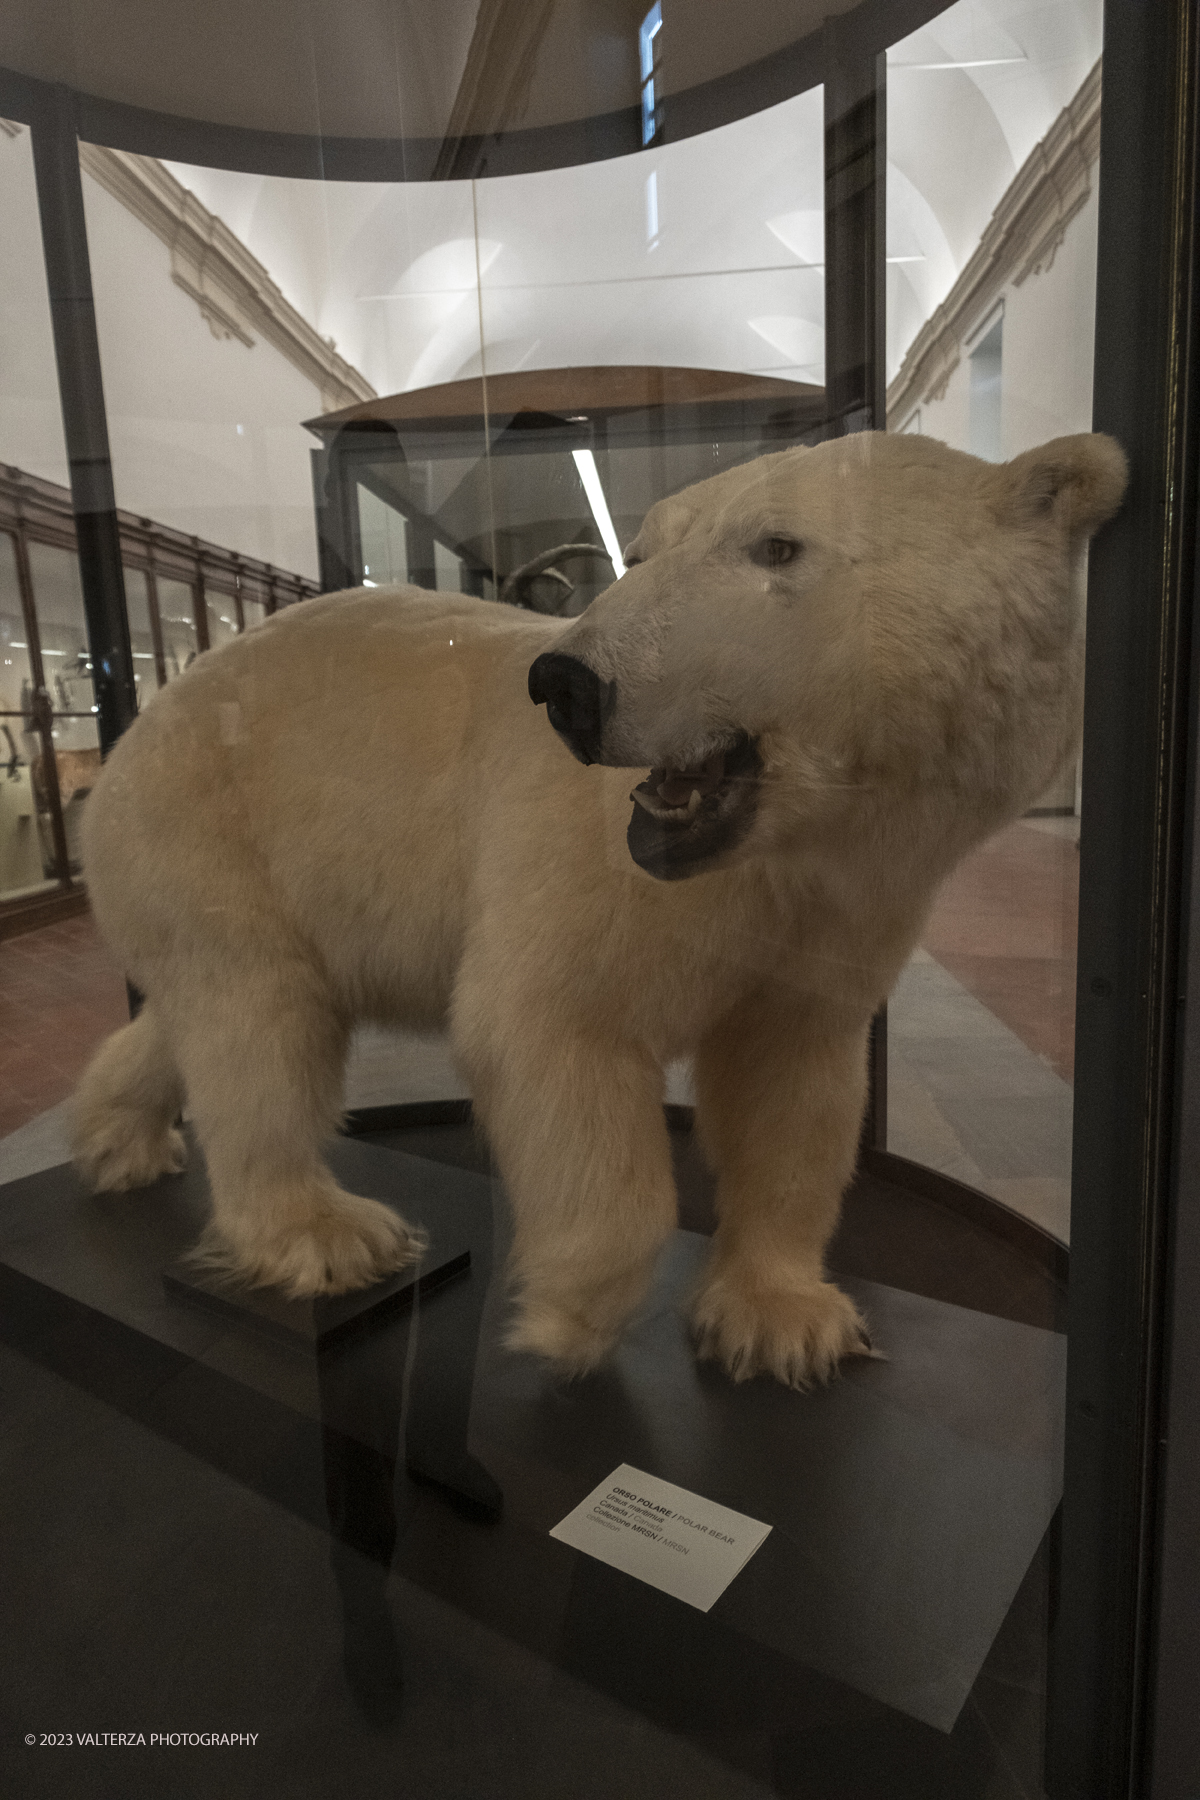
[72,429,1125,1387]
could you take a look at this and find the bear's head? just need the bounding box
[528,431,1127,881]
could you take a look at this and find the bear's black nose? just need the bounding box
[528,652,613,765]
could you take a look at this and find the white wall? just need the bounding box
[0,126,323,580]
[81,174,323,578]
[899,185,1097,813]
[0,128,70,487]
[886,0,1102,383]
[999,194,1098,455]
[900,184,1097,457]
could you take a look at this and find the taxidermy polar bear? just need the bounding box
[73,430,1125,1388]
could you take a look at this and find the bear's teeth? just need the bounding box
[630,783,698,822]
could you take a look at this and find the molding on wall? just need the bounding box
[886,58,1102,431]
[77,142,376,413]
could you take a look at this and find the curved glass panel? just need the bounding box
[0,1,1127,1795]
[0,118,77,905]
[885,0,1102,1244]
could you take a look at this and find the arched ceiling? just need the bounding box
[886,0,1102,372]
[141,0,1098,401]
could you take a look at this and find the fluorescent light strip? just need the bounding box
[889,57,1026,69]
[572,450,626,577]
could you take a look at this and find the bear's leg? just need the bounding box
[691,995,873,1389]
[461,1017,677,1374]
[71,1004,187,1191]
[163,956,425,1298]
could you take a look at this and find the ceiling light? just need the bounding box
[889,57,1026,69]
[572,451,626,577]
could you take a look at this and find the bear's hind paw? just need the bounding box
[72,1114,188,1193]
[504,1295,623,1376]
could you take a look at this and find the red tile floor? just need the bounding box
[0,818,1079,1143]
[0,913,128,1138]
[922,820,1079,1081]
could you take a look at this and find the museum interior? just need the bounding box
[0,0,1197,1795]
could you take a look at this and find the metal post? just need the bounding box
[27,84,137,757]
[825,24,889,1153]
[12,521,71,886]
[1048,0,1200,1789]
[143,548,168,689]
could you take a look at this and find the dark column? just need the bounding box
[1149,665,1200,1800]
[12,524,71,886]
[28,84,136,757]
[144,556,168,689]
[825,28,888,1154]
[311,441,366,593]
[192,558,210,652]
[823,30,886,436]
[1048,0,1200,1791]
[406,517,437,591]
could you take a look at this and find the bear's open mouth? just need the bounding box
[627,732,761,880]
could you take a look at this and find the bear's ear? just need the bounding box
[997,433,1128,537]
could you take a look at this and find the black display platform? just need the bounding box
[163,1245,471,1354]
[0,1134,1064,1738]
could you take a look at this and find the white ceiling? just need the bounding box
[162,0,1102,403]
[886,0,1101,375]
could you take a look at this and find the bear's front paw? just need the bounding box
[691,1267,870,1389]
[191,1186,427,1299]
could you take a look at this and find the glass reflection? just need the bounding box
[0,0,1114,1793]
[122,567,159,698]
[205,594,240,651]
[0,530,42,896]
[0,121,80,898]
[885,0,1103,1241]
[157,577,199,679]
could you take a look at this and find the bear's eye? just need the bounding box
[753,536,803,570]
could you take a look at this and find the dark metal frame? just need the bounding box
[26,82,136,761]
[0,0,946,187]
[1,0,1199,1789]
[1047,0,1200,1793]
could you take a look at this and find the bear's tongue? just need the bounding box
[654,750,727,808]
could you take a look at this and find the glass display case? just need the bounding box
[0,1,1198,1796]
[310,366,825,608]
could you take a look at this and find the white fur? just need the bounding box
[71,431,1126,1381]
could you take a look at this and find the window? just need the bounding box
[639,2,663,147]
[968,315,1003,462]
